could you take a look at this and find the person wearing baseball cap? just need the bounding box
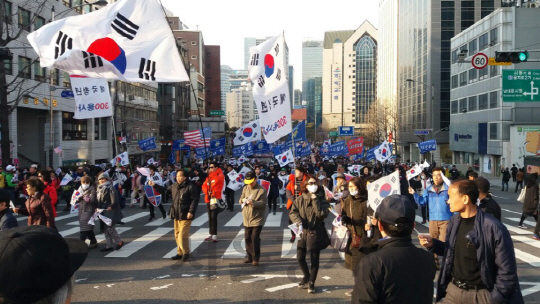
[0,225,88,304]
[352,194,436,303]
[239,171,267,266]
[2,165,17,203]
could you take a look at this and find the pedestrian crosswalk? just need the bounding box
[25,207,540,268]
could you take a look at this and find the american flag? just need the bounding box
[184,127,212,148]
[53,146,62,154]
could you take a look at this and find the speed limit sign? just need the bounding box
[472,53,489,70]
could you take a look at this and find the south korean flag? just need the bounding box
[234,120,261,146]
[27,0,188,83]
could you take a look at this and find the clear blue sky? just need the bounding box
[160,0,379,90]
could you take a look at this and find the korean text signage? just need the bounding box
[338,126,354,136]
[332,67,342,103]
[347,137,364,155]
[502,70,540,102]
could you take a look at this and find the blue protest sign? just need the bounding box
[418,139,437,154]
[210,137,226,149]
[138,137,157,152]
[296,144,311,157]
[253,139,271,154]
[211,146,225,157]
[328,141,348,157]
[232,143,253,157]
[195,147,210,159]
[172,139,190,151]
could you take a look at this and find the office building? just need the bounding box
[302,40,323,129]
[226,83,258,128]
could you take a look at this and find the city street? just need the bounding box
[12,186,540,303]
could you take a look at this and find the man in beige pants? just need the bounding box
[169,170,198,261]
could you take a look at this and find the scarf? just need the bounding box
[97,182,112,202]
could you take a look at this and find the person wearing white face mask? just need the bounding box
[289,175,330,294]
[72,176,98,248]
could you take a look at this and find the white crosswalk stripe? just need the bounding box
[265,212,282,227]
[59,227,81,237]
[505,217,536,227]
[281,229,297,259]
[505,224,530,235]
[514,248,540,267]
[415,216,429,228]
[222,230,245,259]
[224,212,244,227]
[146,217,171,226]
[106,227,173,258]
[191,213,208,226]
[162,228,207,259]
[93,227,132,244]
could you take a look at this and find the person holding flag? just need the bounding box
[145,165,167,222]
[202,162,225,242]
[239,171,267,266]
[409,167,452,269]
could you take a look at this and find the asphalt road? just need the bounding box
[15,184,540,303]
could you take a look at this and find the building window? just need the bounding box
[479,67,488,80]
[452,49,458,64]
[191,55,197,59]
[490,65,498,77]
[459,98,467,112]
[459,71,467,86]
[489,122,497,140]
[490,91,498,108]
[479,93,488,110]
[468,69,477,83]
[4,58,12,75]
[451,100,458,114]
[62,112,88,141]
[468,96,477,111]
[4,1,12,24]
[34,61,46,82]
[18,56,31,79]
[18,7,30,29]
[490,28,498,45]
[34,16,45,30]
[51,68,60,86]
[191,41,196,45]
[451,75,458,88]
[469,39,477,54]
[479,32,489,50]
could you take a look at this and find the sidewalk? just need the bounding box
[484,176,522,193]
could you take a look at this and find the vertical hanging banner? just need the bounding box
[70,76,112,119]
[347,137,364,155]
[27,0,189,82]
[249,33,292,144]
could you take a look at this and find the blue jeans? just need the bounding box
[279,193,287,207]
[502,181,509,191]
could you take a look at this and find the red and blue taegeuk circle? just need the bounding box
[381,149,388,157]
[379,183,392,197]
[236,174,244,182]
[87,37,127,74]
[243,127,253,137]
[281,155,287,163]
[264,54,275,78]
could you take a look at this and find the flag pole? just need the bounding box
[187,82,210,167]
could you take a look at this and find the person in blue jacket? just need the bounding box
[409,167,453,268]
[419,180,523,304]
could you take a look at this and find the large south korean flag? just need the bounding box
[248,33,292,144]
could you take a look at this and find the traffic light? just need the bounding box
[52,99,57,107]
[495,51,529,63]
[43,98,48,106]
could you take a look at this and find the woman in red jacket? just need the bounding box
[39,170,58,217]
[13,177,55,228]
[201,162,225,242]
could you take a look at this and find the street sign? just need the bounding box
[329,131,338,137]
[414,129,430,135]
[488,57,512,66]
[502,70,540,102]
[188,110,199,115]
[472,53,489,70]
[61,90,74,98]
[210,110,224,116]
[338,126,354,136]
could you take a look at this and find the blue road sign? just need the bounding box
[61,90,74,98]
[338,126,354,136]
[414,130,430,136]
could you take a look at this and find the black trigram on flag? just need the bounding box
[111,13,139,40]
[82,51,104,69]
[55,31,73,59]
[138,58,156,81]
[276,68,281,81]
[391,176,397,183]
[257,75,265,88]
[250,54,259,66]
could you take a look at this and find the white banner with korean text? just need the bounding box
[71,76,112,119]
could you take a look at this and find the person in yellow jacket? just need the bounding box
[239,171,267,266]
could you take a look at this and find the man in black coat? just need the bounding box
[169,170,198,261]
[0,190,17,231]
[474,177,501,221]
[352,195,436,303]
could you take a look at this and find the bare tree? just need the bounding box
[0,0,49,165]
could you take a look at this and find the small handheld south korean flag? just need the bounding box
[374,140,392,162]
[367,171,400,212]
[420,160,430,170]
[406,165,422,180]
[234,120,261,146]
[276,149,295,167]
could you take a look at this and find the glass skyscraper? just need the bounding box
[302,40,323,128]
[355,35,377,124]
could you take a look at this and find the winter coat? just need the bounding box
[352,236,436,304]
[240,183,267,227]
[289,189,330,250]
[43,182,58,217]
[0,209,18,230]
[73,185,97,232]
[0,174,4,189]
[479,195,501,221]
[522,183,539,214]
[18,192,55,228]
[502,170,511,182]
[2,172,16,189]
[517,171,524,182]
[131,175,142,191]
[341,194,368,272]
[201,168,225,203]
[430,210,523,303]
[96,183,123,225]
[266,175,282,199]
[414,183,453,221]
[169,179,198,221]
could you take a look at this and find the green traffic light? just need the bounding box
[519,52,528,62]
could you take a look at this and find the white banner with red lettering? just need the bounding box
[71,76,112,119]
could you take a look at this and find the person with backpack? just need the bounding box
[501,167,511,191]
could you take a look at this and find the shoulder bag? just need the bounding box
[349,200,361,248]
